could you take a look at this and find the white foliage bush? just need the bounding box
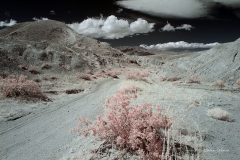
[207,107,230,121]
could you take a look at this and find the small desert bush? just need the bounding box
[236,79,240,89]
[28,66,40,74]
[188,100,200,106]
[167,77,181,82]
[78,73,92,81]
[18,64,28,70]
[207,107,230,121]
[0,76,3,91]
[126,69,149,81]
[74,86,172,159]
[2,75,48,101]
[160,76,181,82]
[92,69,122,79]
[160,76,168,82]
[187,77,201,84]
[104,70,121,78]
[93,70,106,79]
[212,80,225,88]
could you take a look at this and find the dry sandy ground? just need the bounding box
[0,70,240,160]
[0,78,119,160]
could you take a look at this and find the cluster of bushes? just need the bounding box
[1,74,48,101]
[126,69,149,81]
[78,69,122,81]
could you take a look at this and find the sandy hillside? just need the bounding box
[0,20,240,160]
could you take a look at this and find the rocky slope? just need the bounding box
[159,38,240,84]
[0,20,128,76]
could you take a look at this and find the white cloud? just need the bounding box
[162,23,194,32]
[176,24,194,31]
[0,19,17,27]
[140,41,220,50]
[213,0,240,8]
[68,15,155,39]
[162,23,175,31]
[33,17,49,21]
[130,18,154,33]
[117,0,208,18]
[117,0,240,18]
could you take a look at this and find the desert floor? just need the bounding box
[0,70,239,160]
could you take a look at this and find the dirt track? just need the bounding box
[0,79,119,160]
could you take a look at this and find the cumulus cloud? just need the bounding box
[140,41,220,50]
[68,15,155,39]
[0,19,17,27]
[117,0,208,18]
[162,22,194,32]
[33,17,49,21]
[130,18,154,33]
[176,24,194,31]
[162,23,175,31]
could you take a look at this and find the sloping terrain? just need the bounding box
[1,77,239,160]
[159,38,240,84]
[0,20,128,76]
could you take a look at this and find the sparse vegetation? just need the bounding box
[1,74,48,101]
[167,77,181,82]
[104,70,121,78]
[160,76,181,82]
[207,107,230,121]
[28,66,41,74]
[188,99,200,106]
[212,80,225,88]
[187,77,201,84]
[160,76,168,82]
[18,64,28,70]
[93,70,106,79]
[78,73,92,81]
[236,79,240,89]
[126,69,149,81]
[66,89,84,94]
[41,64,52,70]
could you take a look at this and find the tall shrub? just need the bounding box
[75,86,172,159]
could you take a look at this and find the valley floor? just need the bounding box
[0,71,240,160]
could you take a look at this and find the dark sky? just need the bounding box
[1,0,117,22]
[1,0,240,46]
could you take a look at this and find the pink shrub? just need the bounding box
[126,69,149,81]
[2,75,47,100]
[75,86,172,159]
